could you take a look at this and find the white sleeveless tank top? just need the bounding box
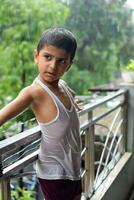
[35,78,81,180]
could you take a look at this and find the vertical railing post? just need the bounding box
[84,111,95,198]
[120,84,134,152]
[0,148,11,200]
[18,122,25,197]
[0,156,3,177]
[120,90,128,153]
[1,178,11,200]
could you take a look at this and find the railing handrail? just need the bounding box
[78,89,127,116]
[0,89,127,172]
[0,89,127,154]
[0,126,41,154]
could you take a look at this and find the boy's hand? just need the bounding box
[74,99,85,111]
[76,102,85,111]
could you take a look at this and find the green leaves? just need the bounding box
[0,0,68,121]
[66,0,134,86]
[12,187,35,200]
[126,59,134,71]
[0,0,134,123]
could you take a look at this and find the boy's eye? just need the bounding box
[44,54,52,61]
[58,59,68,64]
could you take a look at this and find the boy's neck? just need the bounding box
[38,76,60,89]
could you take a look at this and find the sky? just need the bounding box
[126,0,134,9]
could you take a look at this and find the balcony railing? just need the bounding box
[0,89,128,200]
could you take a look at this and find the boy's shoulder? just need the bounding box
[19,83,43,99]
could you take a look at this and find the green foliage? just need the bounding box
[63,63,114,95]
[0,0,134,127]
[0,0,69,121]
[0,0,68,88]
[0,120,13,140]
[16,108,35,123]
[66,0,134,85]
[12,187,35,200]
[126,59,134,71]
[63,64,92,95]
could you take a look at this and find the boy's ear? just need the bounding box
[34,49,39,64]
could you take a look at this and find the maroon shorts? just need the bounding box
[38,178,82,200]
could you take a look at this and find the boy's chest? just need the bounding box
[32,89,73,123]
[47,88,72,110]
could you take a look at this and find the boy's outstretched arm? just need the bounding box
[0,86,33,126]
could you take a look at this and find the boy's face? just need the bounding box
[34,45,72,84]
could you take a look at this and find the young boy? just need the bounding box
[0,28,82,200]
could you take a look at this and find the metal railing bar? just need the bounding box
[94,153,121,191]
[80,130,86,136]
[94,161,106,167]
[95,142,119,167]
[3,146,39,168]
[98,121,123,185]
[3,139,40,163]
[0,126,41,154]
[95,152,122,191]
[95,123,110,132]
[94,165,111,190]
[113,135,123,157]
[81,169,87,178]
[78,89,127,116]
[94,108,121,185]
[0,89,128,199]
[95,142,113,158]
[0,156,2,176]
[104,119,123,168]
[80,103,123,131]
[23,118,36,126]
[0,97,124,154]
[92,102,124,124]
[94,149,119,170]
[1,150,38,179]
[81,147,87,157]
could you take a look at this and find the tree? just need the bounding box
[66,0,134,85]
[0,0,68,120]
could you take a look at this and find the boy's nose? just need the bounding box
[50,60,57,70]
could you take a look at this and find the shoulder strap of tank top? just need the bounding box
[59,80,74,101]
[34,77,58,101]
[34,77,72,112]
[59,80,81,112]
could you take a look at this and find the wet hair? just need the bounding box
[37,28,77,61]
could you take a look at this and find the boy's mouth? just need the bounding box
[46,72,57,77]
